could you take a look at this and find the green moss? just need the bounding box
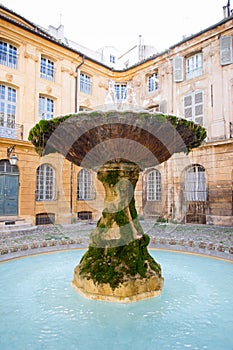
[79,235,162,289]
[28,111,207,158]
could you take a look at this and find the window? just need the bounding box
[77,211,92,220]
[36,213,55,225]
[186,53,203,80]
[0,84,16,138]
[0,41,17,69]
[184,91,204,125]
[110,54,115,64]
[114,84,127,102]
[220,35,233,65]
[36,164,55,201]
[148,73,159,93]
[173,56,184,82]
[147,170,161,201]
[39,95,54,120]
[185,165,206,201]
[80,73,92,94]
[40,57,55,81]
[77,169,93,200]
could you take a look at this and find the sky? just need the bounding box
[0,0,229,53]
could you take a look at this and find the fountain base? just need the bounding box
[72,234,164,303]
[72,271,164,303]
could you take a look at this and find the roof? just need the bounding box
[1,4,233,71]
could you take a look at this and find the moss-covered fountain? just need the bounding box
[29,110,206,302]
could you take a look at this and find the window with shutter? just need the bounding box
[183,91,204,125]
[173,56,184,82]
[220,35,233,65]
[159,100,167,114]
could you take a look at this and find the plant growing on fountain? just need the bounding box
[29,110,206,302]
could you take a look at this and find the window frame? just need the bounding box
[148,72,159,93]
[36,164,55,201]
[40,56,55,81]
[185,165,206,202]
[0,84,17,138]
[183,90,204,125]
[186,52,203,80]
[39,95,54,120]
[147,169,161,201]
[80,73,92,94]
[0,41,18,69]
[114,83,127,102]
[77,169,93,200]
[110,54,116,64]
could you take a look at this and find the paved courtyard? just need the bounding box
[0,220,233,261]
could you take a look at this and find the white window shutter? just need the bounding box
[159,100,167,113]
[184,94,192,120]
[173,56,184,82]
[220,35,233,65]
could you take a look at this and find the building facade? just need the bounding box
[0,5,232,226]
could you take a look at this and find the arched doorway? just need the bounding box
[0,160,19,216]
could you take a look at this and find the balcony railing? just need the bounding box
[0,123,23,140]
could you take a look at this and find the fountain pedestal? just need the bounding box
[72,161,164,302]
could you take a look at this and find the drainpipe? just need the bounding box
[70,55,85,219]
[75,55,85,113]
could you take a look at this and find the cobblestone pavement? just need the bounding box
[0,220,233,261]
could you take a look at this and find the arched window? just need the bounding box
[147,169,161,201]
[36,164,55,201]
[185,165,206,201]
[77,169,93,200]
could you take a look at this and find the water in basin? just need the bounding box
[0,250,232,350]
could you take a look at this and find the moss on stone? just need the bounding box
[79,234,162,289]
[28,111,207,159]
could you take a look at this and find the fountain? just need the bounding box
[29,110,206,302]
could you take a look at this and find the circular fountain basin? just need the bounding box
[0,250,232,350]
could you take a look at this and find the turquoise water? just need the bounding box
[0,250,232,350]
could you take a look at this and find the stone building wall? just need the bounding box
[0,5,232,226]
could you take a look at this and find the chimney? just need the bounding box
[138,35,144,61]
[223,1,231,18]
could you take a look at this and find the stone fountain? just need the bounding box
[29,110,206,302]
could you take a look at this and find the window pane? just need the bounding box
[36,164,55,201]
[0,85,16,137]
[114,84,127,102]
[0,41,17,69]
[40,57,54,81]
[148,73,158,93]
[39,96,54,120]
[80,73,92,94]
[186,53,202,80]
[77,169,93,200]
[147,170,161,201]
[185,165,206,201]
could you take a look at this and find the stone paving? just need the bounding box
[0,220,233,261]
